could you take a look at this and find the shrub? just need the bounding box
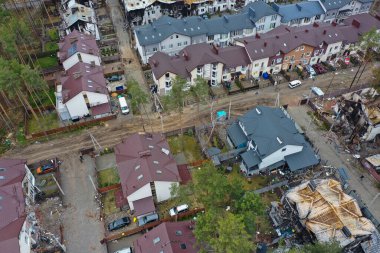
[47,28,59,41]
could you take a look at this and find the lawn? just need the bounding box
[168,134,203,163]
[45,41,59,52]
[28,112,59,134]
[227,164,272,191]
[101,190,119,216]
[35,56,59,69]
[97,167,120,188]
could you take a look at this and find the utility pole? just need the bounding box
[88,175,97,191]
[89,132,102,151]
[228,100,231,120]
[51,175,65,196]
[349,64,362,91]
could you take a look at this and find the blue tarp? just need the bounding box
[217,110,227,120]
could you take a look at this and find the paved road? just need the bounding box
[288,106,380,221]
[60,154,107,253]
[107,0,147,89]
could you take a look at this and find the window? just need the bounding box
[170,36,173,39]
[165,81,171,88]
[208,35,214,41]
[184,41,188,45]
[152,10,155,14]
[295,47,299,52]
[257,25,264,31]
[271,14,277,21]
[77,53,82,62]
[334,46,339,50]
[153,237,161,244]
[176,35,179,38]
[329,48,332,52]
[284,56,289,61]
[153,47,157,52]
[291,56,295,61]
[178,42,182,47]
[306,52,311,56]
[276,58,282,64]
[165,73,170,78]
[257,17,265,23]
[270,23,276,29]
[282,148,286,152]
[261,62,264,67]
[197,67,202,74]
[169,44,173,48]
[300,46,305,51]
[212,64,217,70]
[304,17,310,23]
[301,53,305,58]
[315,15,321,20]
[161,45,165,50]
[314,50,319,55]
[254,63,259,67]
[211,80,216,86]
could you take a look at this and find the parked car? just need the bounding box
[321,61,336,71]
[107,75,123,82]
[313,64,327,74]
[288,80,302,89]
[108,217,131,231]
[118,96,130,114]
[114,247,132,253]
[169,204,189,217]
[37,164,55,175]
[138,213,159,226]
[305,65,317,76]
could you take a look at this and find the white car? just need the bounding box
[288,80,302,89]
[169,204,189,217]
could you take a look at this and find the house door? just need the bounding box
[259,71,263,76]
[317,58,321,63]
[288,64,292,70]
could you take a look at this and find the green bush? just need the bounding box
[45,42,59,52]
[48,28,59,41]
[235,79,243,90]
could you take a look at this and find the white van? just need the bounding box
[288,80,302,89]
[169,204,189,216]
[118,96,130,114]
[114,247,132,253]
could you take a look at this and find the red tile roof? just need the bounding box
[149,43,250,79]
[91,102,111,116]
[178,164,192,184]
[133,221,197,253]
[60,62,108,103]
[115,133,181,198]
[58,30,99,62]
[133,196,156,217]
[0,159,27,253]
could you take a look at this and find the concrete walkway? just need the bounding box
[254,180,289,194]
[288,106,380,221]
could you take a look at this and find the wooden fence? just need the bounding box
[98,183,121,194]
[163,126,196,137]
[30,114,117,139]
[104,207,205,242]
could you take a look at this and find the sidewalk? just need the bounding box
[288,106,380,221]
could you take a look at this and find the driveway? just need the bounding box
[107,0,147,89]
[60,153,107,253]
[287,106,380,220]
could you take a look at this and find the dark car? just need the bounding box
[312,64,327,74]
[107,217,131,231]
[138,213,159,226]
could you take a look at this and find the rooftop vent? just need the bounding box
[313,23,319,28]
[342,226,352,238]
[156,170,162,174]
[323,30,327,35]
[305,29,309,33]
[135,165,140,170]
[153,161,159,164]
[73,71,82,79]
[153,237,161,244]
[137,174,143,180]
[161,148,170,155]
[146,133,153,139]
[176,230,183,236]
[139,150,151,157]
[180,243,187,249]
[296,3,302,11]
[255,108,261,115]
[148,145,154,149]
[0,176,4,180]
[309,180,317,191]
[276,137,283,144]
[275,35,279,39]
[264,42,267,47]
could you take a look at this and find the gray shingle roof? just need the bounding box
[234,106,319,171]
[273,2,325,23]
[134,1,277,46]
[319,0,351,11]
[227,122,248,147]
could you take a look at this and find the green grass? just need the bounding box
[97,168,120,188]
[228,164,272,191]
[168,134,203,163]
[102,190,119,216]
[35,56,59,69]
[45,41,59,52]
[47,28,59,41]
[28,112,59,134]
[29,87,55,108]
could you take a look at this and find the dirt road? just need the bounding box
[4,65,374,163]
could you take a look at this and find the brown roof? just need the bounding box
[58,30,99,62]
[115,133,181,198]
[91,103,111,116]
[133,221,197,253]
[133,196,156,217]
[149,43,250,79]
[60,62,108,103]
[0,159,27,253]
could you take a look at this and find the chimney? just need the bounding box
[331,21,337,27]
[183,50,189,61]
[285,27,290,32]
[296,3,302,11]
[255,34,260,39]
[323,30,327,35]
[313,23,319,28]
[73,71,82,79]
[264,42,267,47]
[212,44,219,55]
[275,35,279,39]
[305,29,309,33]
[352,19,360,28]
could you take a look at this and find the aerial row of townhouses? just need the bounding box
[133,0,373,64]
[145,12,380,94]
